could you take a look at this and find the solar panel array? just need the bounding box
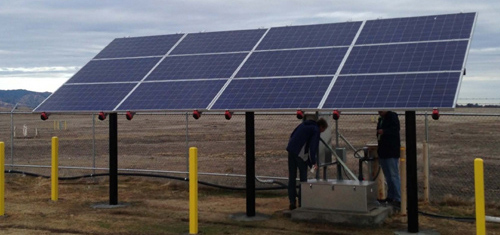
[35,12,476,112]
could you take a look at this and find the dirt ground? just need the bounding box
[1,108,500,234]
[0,174,499,235]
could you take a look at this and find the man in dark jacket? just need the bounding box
[377,111,401,206]
[286,118,328,210]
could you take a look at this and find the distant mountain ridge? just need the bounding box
[0,89,51,109]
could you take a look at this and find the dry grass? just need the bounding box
[1,108,500,233]
[1,174,499,234]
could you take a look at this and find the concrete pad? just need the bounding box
[91,202,129,209]
[394,229,440,235]
[291,206,391,227]
[229,212,271,222]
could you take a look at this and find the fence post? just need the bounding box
[92,114,96,175]
[0,142,5,216]
[400,147,407,221]
[423,141,429,202]
[189,147,198,234]
[51,137,59,201]
[474,158,486,235]
[186,112,189,179]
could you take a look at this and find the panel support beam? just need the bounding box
[405,111,418,233]
[245,112,256,217]
[109,113,118,205]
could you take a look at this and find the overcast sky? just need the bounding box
[0,0,498,104]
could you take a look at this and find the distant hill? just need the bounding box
[0,89,51,109]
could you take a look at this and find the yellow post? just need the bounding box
[0,142,5,216]
[368,145,386,200]
[189,147,198,234]
[474,158,486,235]
[400,147,407,220]
[51,137,59,201]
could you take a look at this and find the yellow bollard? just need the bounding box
[474,158,486,235]
[189,147,198,234]
[0,142,5,216]
[51,137,59,201]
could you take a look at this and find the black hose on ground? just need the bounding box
[5,170,286,191]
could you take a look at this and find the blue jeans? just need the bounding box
[379,157,401,202]
[288,152,308,206]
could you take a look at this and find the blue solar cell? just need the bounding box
[146,53,247,81]
[117,80,226,110]
[66,58,161,83]
[357,13,475,44]
[323,72,460,109]
[34,83,136,112]
[94,34,184,59]
[171,29,266,55]
[212,77,332,110]
[236,48,347,78]
[258,22,362,50]
[341,41,468,74]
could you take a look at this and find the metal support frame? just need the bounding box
[405,111,419,233]
[109,113,118,205]
[245,112,255,217]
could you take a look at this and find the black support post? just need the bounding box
[405,111,418,233]
[245,112,255,217]
[109,113,118,205]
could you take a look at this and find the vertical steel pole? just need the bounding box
[245,112,255,217]
[109,113,118,205]
[405,111,419,233]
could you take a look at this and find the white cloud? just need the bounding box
[0,72,72,92]
[0,66,79,73]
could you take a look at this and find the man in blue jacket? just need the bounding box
[377,111,401,207]
[286,118,328,210]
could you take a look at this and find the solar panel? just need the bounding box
[117,80,227,110]
[323,73,460,109]
[171,29,266,55]
[212,77,333,110]
[34,12,476,113]
[94,34,184,59]
[145,53,247,81]
[66,58,161,83]
[340,41,468,74]
[236,48,348,78]
[357,13,475,45]
[257,22,361,50]
[35,83,137,112]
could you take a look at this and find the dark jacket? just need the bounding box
[377,111,401,159]
[286,120,320,167]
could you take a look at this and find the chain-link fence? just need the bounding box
[0,108,499,203]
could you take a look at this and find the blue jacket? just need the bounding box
[376,111,401,158]
[286,120,320,167]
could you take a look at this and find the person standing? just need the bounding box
[286,118,328,210]
[377,111,401,207]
